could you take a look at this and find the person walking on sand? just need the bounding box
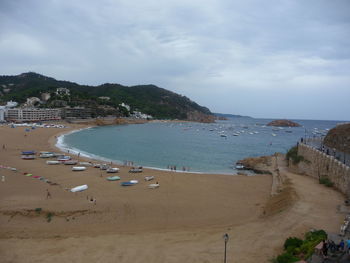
[1,175,5,182]
[46,189,52,199]
[2,144,5,150]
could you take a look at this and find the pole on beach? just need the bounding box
[223,233,229,263]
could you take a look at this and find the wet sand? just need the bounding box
[0,122,344,263]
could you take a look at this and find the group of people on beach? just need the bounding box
[320,238,350,260]
[167,165,190,171]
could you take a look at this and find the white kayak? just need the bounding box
[72,166,86,171]
[70,184,88,192]
[148,183,160,189]
[46,160,60,165]
[79,162,93,166]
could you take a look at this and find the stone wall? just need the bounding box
[290,143,350,197]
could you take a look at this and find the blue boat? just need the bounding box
[22,151,36,155]
[120,181,134,186]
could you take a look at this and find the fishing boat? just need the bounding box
[46,160,60,165]
[40,153,54,158]
[129,167,143,173]
[107,176,120,181]
[235,163,245,170]
[72,166,86,171]
[70,184,88,192]
[21,155,35,160]
[57,155,71,162]
[93,163,101,168]
[120,181,135,186]
[129,180,138,184]
[144,176,154,181]
[64,160,78,165]
[106,167,119,173]
[79,162,93,166]
[148,183,160,189]
[100,164,109,170]
[22,151,36,155]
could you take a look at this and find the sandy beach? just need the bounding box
[0,122,345,263]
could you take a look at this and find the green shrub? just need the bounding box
[319,177,334,187]
[46,212,54,222]
[35,208,42,214]
[273,229,327,262]
[275,252,299,263]
[284,237,303,254]
[286,146,305,164]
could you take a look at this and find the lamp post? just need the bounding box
[223,233,229,263]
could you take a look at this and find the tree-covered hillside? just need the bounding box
[0,72,213,120]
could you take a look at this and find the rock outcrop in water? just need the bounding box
[267,119,301,127]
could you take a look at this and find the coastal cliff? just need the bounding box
[323,123,350,154]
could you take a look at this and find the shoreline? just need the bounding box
[53,123,241,176]
[0,121,345,263]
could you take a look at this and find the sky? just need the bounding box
[0,0,349,121]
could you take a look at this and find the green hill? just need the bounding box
[0,72,213,121]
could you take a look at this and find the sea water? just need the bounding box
[59,118,342,174]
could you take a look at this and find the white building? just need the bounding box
[0,106,6,122]
[119,103,131,112]
[25,97,41,107]
[56,88,70,96]
[6,108,61,122]
[6,101,18,108]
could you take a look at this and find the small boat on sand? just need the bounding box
[106,167,119,173]
[22,151,36,155]
[72,166,86,171]
[144,176,154,181]
[70,184,88,192]
[107,176,121,181]
[120,181,135,186]
[148,183,160,189]
[57,155,71,162]
[21,155,35,160]
[47,160,60,165]
[129,167,143,173]
[93,163,101,168]
[64,160,78,165]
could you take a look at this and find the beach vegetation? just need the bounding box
[272,229,327,262]
[319,177,334,187]
[286,146,305,165]
[35,208,42,214]
[46,212,54,222]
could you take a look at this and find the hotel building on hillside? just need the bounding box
[5,108,61,122]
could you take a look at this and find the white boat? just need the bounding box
[235,163,245,170]
[70,184,88,192]
[46,160,60,165]
[40,152,55,158]
[100,164,109,170]
[72,166,86,171]
[233,133,239,136]
[129,180,138,184]
[271,133,277,137]
[148,183,160,189]
[106,167,119,173]
[57,155,71,162]
[144,176,154,181]
[93,163,101,168]
[79,162,93,166]
[64,160,78,165]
